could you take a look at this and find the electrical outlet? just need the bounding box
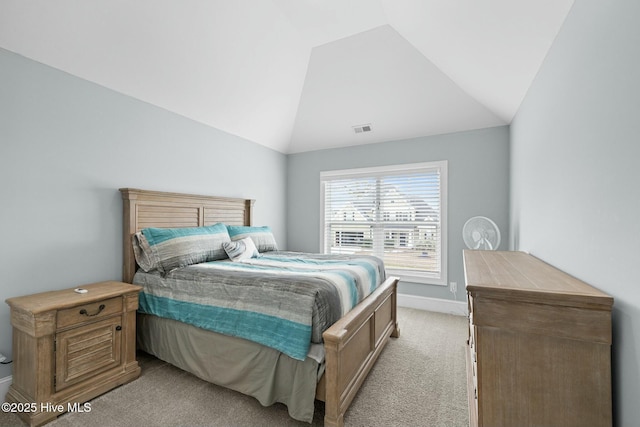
[0,353,6,363]
[449,282,457,293]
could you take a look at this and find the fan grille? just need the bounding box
[462,216,501,250]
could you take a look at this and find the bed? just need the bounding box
[120,188,400,427]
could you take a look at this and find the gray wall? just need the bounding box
[0,49,287,378]
[287,126,510,300]
[510,1,640,425]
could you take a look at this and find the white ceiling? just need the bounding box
[0,0,574,154]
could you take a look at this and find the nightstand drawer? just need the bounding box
[57,297,122,329]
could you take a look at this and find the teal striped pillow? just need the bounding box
[141,223,231,273]
[226,225,278,252]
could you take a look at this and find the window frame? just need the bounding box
[319,161,448,286]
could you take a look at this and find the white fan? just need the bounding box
[463,216,501,250]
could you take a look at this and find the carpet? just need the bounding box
[0,307,468,427]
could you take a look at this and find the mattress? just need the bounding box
[133,251,386,360]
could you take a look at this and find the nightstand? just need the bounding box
[5,281,142,427]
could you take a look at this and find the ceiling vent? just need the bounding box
[352,123,372,134]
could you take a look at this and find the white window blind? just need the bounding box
[320,161,447,285]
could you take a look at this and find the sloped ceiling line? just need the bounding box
[0,0,575,154]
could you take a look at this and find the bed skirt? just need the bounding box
[136,313,322,423]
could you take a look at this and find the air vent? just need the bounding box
[352,123,372,134]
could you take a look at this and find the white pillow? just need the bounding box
[223,237,259,262]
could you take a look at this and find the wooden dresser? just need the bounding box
[5,281,142,427]
[463,250,613,427]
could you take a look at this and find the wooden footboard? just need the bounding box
[319,276,400,427]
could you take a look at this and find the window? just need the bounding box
[320,161,447,285]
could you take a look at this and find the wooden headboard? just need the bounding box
[119,188,254,283]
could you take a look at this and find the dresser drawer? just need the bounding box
[469,323,477,361]
[57,297,122,329]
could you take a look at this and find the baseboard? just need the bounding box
[398,293,468,316]
[0,375,12,402]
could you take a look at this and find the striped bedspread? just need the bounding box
[133,251,386,361]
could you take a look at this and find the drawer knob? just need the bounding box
[115,325,122,331]
[79,304,106,317]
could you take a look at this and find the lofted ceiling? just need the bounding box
[0,0,574,154]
